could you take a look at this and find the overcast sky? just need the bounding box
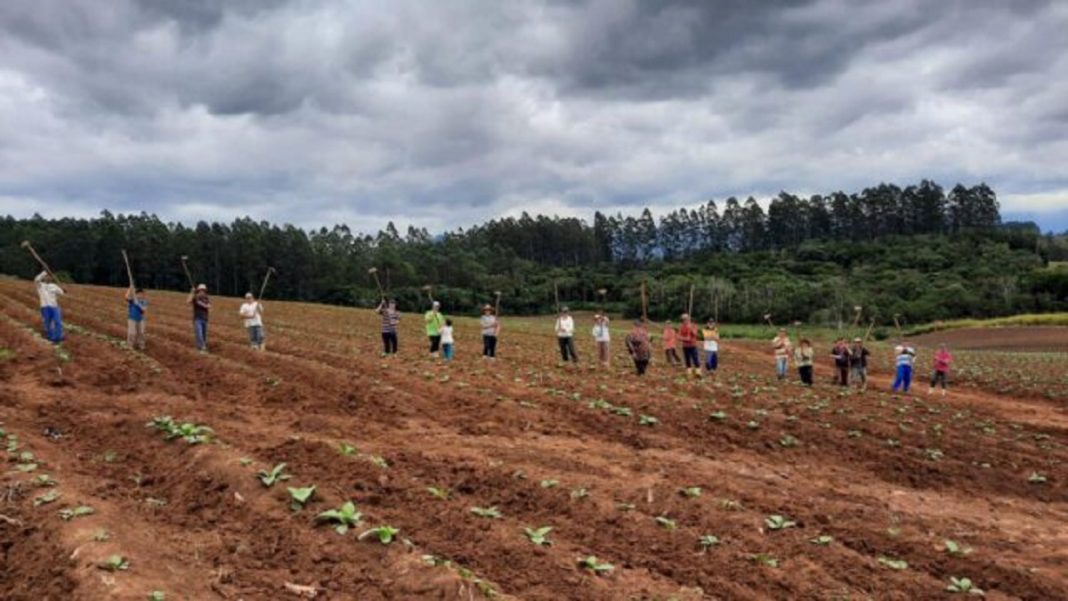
[1,0,1066,234]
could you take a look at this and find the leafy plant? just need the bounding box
[877,556,909,570]
[257,463,291,488]
[337,442,358,456]
[148,592,166,601]
[148,416,213,445]
[539,479,559,489]
[524,526,553,546]
[946,576,984,596]
[359,525,400,544]
[680,487,702,499]
[34,490,60,506]
[749,553,779,567]
[99,554,130,572]
[470,506,502,519]
[287,485,316,511]
[1028,472,1047,484]
[91,528,110,542]
[58,506,95,521]
[31,474,57,487]
[810,535,833,546]
[638,414,659,426]
[709,411,728,422]
[944,539,973,557]
[315,501,363,535]
[764,515,797,531]
[570,487,589,500]
[698,535,720,550]
[655,516,677,530]
[239,457,253,467]
[578,555,614,575]
[367,455,389,469]
[778,435,799,448]
[426,486,451,500]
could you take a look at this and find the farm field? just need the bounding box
[1,281,1066,601]
[910,326,1068,353]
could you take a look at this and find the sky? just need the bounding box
[1,0,1067,234]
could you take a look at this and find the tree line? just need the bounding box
[2,179,1066,325]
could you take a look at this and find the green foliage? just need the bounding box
[877,556,909,570]
[99,555,130,572]
[287,486,316,511]
[359,525,400,544]
[147,416,213,445]
[257,463,291,488]
[315,501,362,535]
[764,515,797,531]
[58,506,95,521]
[470,506,502,519]
[578,555,614,575]
[946,577,985,596]
[523,526,553,546]
[426,486,451,500]
[148,592,166,601]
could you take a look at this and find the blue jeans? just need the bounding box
[442,343,454,360]
[194,318,208,350]
[775,357,788,378]
[41,306,63,343]
[704,350,718,371]
[892,365,913,392]
[248,325,264,346]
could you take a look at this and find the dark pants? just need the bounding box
[634,359,649,376]
[558,337,578,362]
[665,348,679,365]
[799,365,813,386]
[41,306,64,343]
[704,351,718,372]
[429,335,442,354]
[683,347,699,368]
[483,335,497,358]
[837,366,849,386]
[193,318,208,351]
[381,332,398,354]
[931,370,948,389]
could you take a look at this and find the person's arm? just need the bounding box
[256,302,263,316]
[125,287,133,301]
[34,271,47,283]
[494,318,501,336]
[375,300,385,313]
[187,289,195,303]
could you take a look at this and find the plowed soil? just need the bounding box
[909,327,1068,352]
[1,281,1065,601]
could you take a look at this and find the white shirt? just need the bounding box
[239,301,263,327]
[34,272,63,308]
[592,321,611,342]
[441,325,454,345]
[555,315,575,337]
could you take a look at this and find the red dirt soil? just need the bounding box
[1,281,1065,600]
[909,327,1068,352]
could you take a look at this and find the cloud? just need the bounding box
[0,0,1066,233]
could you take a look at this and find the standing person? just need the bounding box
[795,339,814,386]
[188,284,210,352]
[34,271,65,344]
[928,344,953,396]
[375,299,400,356]
[592,313,611,368]
[678,313,700,377]
[662,320,680,367]
[554,307,578,363]
[424,301,446,357]
[849,338,871,390]
[441,319,455,361]
[772,328,792,381]
[892,343,917,394]
[239,292,265,351]
[624,320,652,376]
[700,319,720,375]
[830,338,851,387]
[125,286,148,351]
[480,305,500,359]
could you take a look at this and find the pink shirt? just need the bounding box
[933,350,952,373]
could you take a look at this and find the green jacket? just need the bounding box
[425,311,446,336]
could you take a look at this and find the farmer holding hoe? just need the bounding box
[188,283,211,352]
[772,328,792,381]
[662,319,680,367]
[625,319,652,376]
[928,343,953,396]
[125,286,148,350]
[480,304,500,359]
[892,342,917,394]
[678,313,700,377]
[700,318,720,375]
[239,292,265,351]
[592,313,611,368]
[849,337,871,390]
[34,271,65,344]
[830,337,851,387]
[376,298,400,356]
[554,306,579,364]
[425,301,446,358]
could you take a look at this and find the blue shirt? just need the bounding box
[128,299,147,322]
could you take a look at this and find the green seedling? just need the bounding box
[610,406,632,417]
[946,576,984,596]
[779,435,799,448]
[655,516,677,530]
[944,539,973,557]
[540,479,559,489]
[470,506,502,519]
[524,526,553,546]
[103,450,119,463]
[719,498,742,511]
[878,556,908,570]
[257,463,291,488]
[746,420,760,430]
[680,487,702,499]
[315,501,363,535]
[698,535,720,550]
[616,502,636,512]
[287,485,316,511]
[99,554,129,572]
[750,553,779,567]
[15,463,38,473]
[578,555,614,575]
[58,505,95,521]
[638,414,659,426]
[426,486,451,500]
[148,592,166,601]
[810,535,833,546]
[1027,472,1047,484]
[337,442,358,456]
[34,490,60,506]
[359,525,400,544]
[709,411,728,422]
[367,455,389,469]
[31,474,57,487]
[91,529,110,542]
[19,451,34,463]
[238,457,253,467]
[764,515,797,531]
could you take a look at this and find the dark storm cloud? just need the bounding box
[0,0,1066,232]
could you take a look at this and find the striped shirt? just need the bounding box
[378,307,399,333]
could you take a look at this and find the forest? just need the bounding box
[2,180,1066,325]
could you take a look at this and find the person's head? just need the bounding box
[483,304,493,314]
[561,306,570,315]
[707,318,716,327]
[387,298,396,308]
[196,283,207,293]
[41,272,53,283]
[852,337,862,346]
[593,313,602,321]
[800,338,811,348]
[681,313,690,323]
[445,318,453,327]
[894,344,904,355]
[939,343,948,352]
[778,328,787,336]
[664,319,672,326]
[245,292,254,301]
[633,319,646,330]
[432,300,441,310]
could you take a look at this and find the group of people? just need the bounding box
[32,275,956,394]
